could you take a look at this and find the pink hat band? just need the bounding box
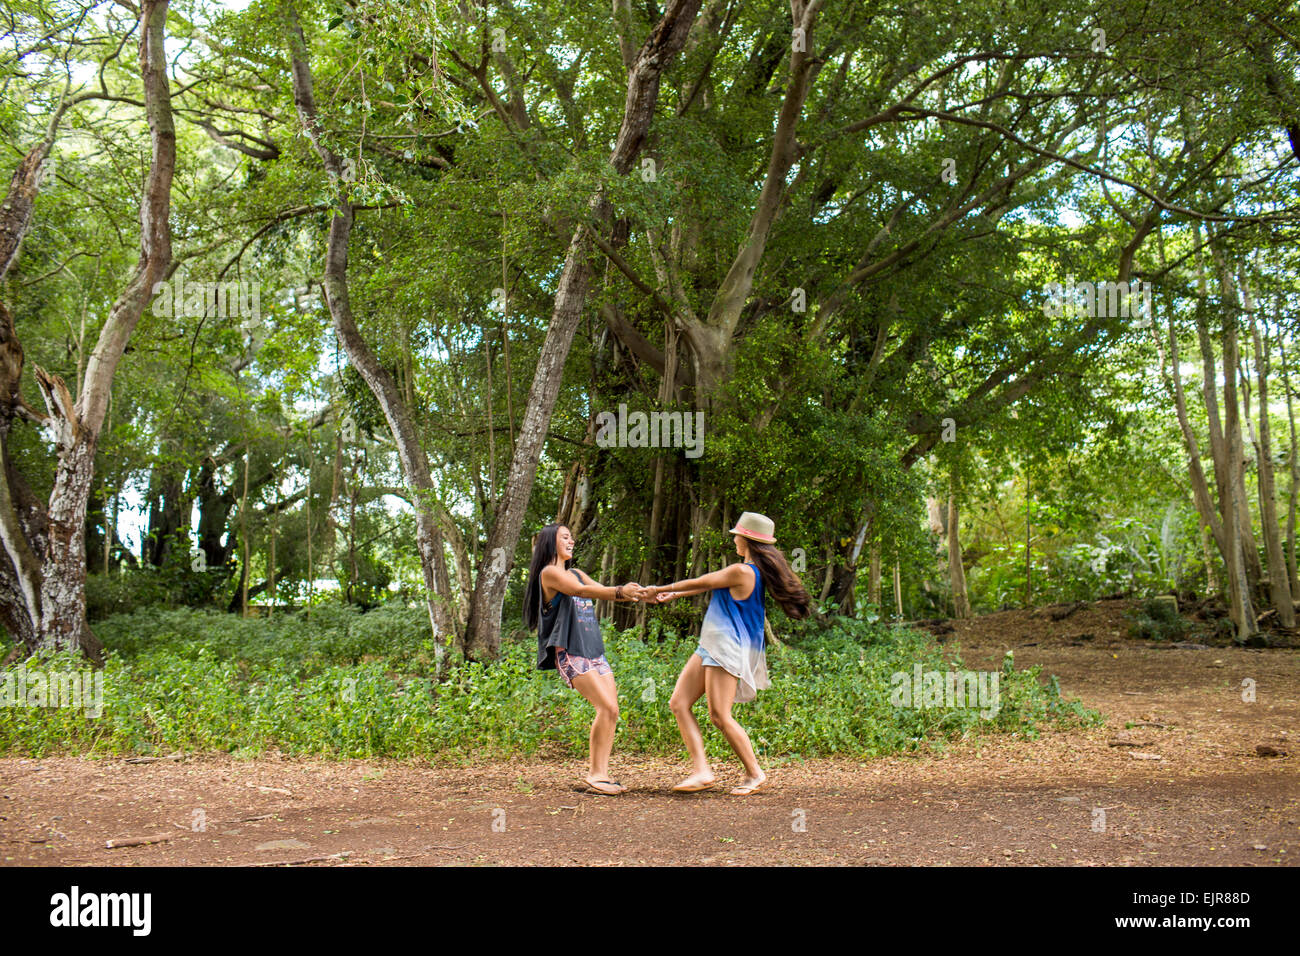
[729,511,776,543]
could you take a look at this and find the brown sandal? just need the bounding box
[729,776,768,796]
[671,773,717,793]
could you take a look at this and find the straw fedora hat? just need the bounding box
[729,511,776,543]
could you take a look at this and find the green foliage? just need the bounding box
[0,608,1098,760]
[85,569,179,620]
[1125,597,1191,643]
[86,563,233,620]
[7,0,1299,645]
[962,442,1202,611]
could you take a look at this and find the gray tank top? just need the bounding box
[537,569,606,668]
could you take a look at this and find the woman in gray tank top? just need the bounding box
[524,524,645,794]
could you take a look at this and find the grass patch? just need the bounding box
[0,606,1100,760]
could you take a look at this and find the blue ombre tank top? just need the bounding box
[697,563,769,703]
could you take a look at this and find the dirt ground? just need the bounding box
[2,599,1296,866]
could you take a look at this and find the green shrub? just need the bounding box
[1125,596,1189,642]
[0,608,1101,760]
[85,562,236,619]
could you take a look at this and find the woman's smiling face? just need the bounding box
[555,526,574,561]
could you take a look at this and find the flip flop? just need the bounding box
[729,777,768,796]
[584,778,626,795]
[671,775,717,793]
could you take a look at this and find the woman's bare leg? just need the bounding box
[570,669,623,792]
[668,654,714,789]
[704,667,764,788]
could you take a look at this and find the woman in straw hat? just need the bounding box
[524,523,645,794]
[646,512,811,795]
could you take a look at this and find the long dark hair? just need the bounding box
[523,524,570,631]
[746,541,812,620]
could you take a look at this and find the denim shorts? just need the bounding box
[695,645,722,668]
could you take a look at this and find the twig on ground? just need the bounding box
[250,851,351,867]
[106,832,174,849]
[124,753,185,764]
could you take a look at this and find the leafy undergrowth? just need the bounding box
[0,606,1100,760]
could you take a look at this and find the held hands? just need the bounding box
[614,582,681,603]
[603,581,681,602]
[639,585,679,604]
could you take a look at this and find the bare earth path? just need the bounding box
[2,602,1297,866]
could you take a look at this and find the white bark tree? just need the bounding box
[0,0,176,660]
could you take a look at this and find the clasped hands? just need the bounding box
[616,582,679,604]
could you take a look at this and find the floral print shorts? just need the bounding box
[554,648,612,688]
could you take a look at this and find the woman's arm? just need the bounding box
[648,563,750,599]
[542,565,644,602]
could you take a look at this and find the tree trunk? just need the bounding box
[1153,288,1228,559]
[1276,320,1300,595]
[101,486,112,573]
[284,1,455,642]
[0,118,63,280]
[926,496,945,537]
[462,0,705,658]
[239,442,250,616]
[268,478,277,620]
[868,541,882,607]
[598,544,612,620]
[0,1,174,660]
[326,428,342,582]
[827,552,857,614]
[305,432,313,618]
[681,0,824,404]
[948,485,970,619]
[636,452,667,632]
[1024,472,1032,607]
[1246,294,1294,625]
[893,558,903,618]
[144,466,186,567]
[1210,240,1258,641]
[347,452,358,604]
[637,322,678,626]
[1234,357,1264,590]
[1191,285,1255,637]
[818,540,835,603]
[1200,522,1218,599]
